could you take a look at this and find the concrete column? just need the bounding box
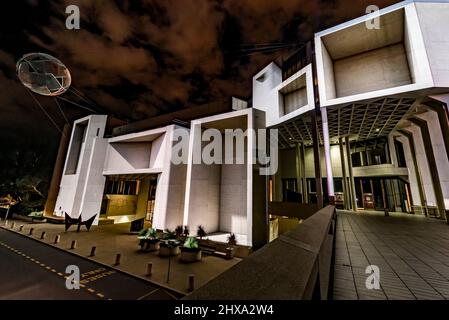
[311,112,323,208]
[273,153,283,202]
[300,143,307,204]
[345,136,357,211]
[44,124,71,216]
[136,178,151,220]
[414,112,449,221]
[404,124,439,217]
[388,134,398,166]
[425,100,449,162]
[339,138,348,209]
[295,143,302,201]
[397,132,426,215]
[321,107,334,203]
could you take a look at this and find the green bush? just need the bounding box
[183,236,199,249]
[28,211,44,218]
[137,228,157,240]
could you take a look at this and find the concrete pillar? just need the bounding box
[414,112,449,221]
[273,153,283,202]
[339,138,348,209]
[295,143,302,202]
[388,134,398,166]
[425,100,449,162]
[300,143,307,204]
[321,107,334,203]
[345,136,357,211]
[136,179,151,220]
[311,113,323,208]
[44,124,71,216]
[404,125,438,217]
[396,132,426,215]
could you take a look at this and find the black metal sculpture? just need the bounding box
[64,212,96,232]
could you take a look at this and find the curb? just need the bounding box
[0,225,185,298]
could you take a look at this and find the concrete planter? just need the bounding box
[141,240,160,252]
[225,247,235,259]
[159,242,181,256]
[180,247,202,262]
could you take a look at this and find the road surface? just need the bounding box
[0,227,183,300]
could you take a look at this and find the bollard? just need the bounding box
[11,222,15,229]
[89,246,96,257]
[146,263,153,277]
[40,231,46,240]
[188,274,195,292]
[29,228,34,236]
[54,235,61,244]
[19,225,24,232]
[114,253,121,266]
[4,221,7,228]
[70,240,77,250]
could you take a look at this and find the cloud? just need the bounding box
[2,0,399,129]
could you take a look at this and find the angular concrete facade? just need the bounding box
[50,0,449,252]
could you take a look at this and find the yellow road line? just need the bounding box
[1,239,111,300]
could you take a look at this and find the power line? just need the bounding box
[25,88,64,136]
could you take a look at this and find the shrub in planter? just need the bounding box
[227,233,237,246]
[197,225,206,239]
[180,236,202,262]
[226,233,237,259]
[159,239,181,256]
[138,228,160,252]
[175,225,183,238]
[163,229,176,240]
[183,225,190,237]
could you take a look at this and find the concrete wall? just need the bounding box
[416,2,449,87]
[253,63,315,127]
[165,160,188,229]
[55,115,108,225]
[78,137,108,223]
[220,163,247,234]
[282,87,308,117]
[184,109,256,246]
[106,195,138,216]
[105,142,152,171]
[151,125,188,230]
[252,63,282,126]
[333,44,411,98]
[315,1,434,107]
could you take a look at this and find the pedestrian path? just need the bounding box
[333,210,449,300]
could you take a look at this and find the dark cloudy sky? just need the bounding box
[0,0,398,186]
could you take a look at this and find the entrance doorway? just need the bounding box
[354,177,411,213]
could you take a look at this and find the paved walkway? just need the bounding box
[1,220,240,294]
[334,210,449,300]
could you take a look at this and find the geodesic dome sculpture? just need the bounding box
[16,53,71,96]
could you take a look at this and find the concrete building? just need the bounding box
[47,0,449,251]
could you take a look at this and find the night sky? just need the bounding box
[0,0,398,193]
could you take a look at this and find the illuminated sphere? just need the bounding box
[16,53,71,96]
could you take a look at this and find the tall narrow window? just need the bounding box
[65,122,87,174]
